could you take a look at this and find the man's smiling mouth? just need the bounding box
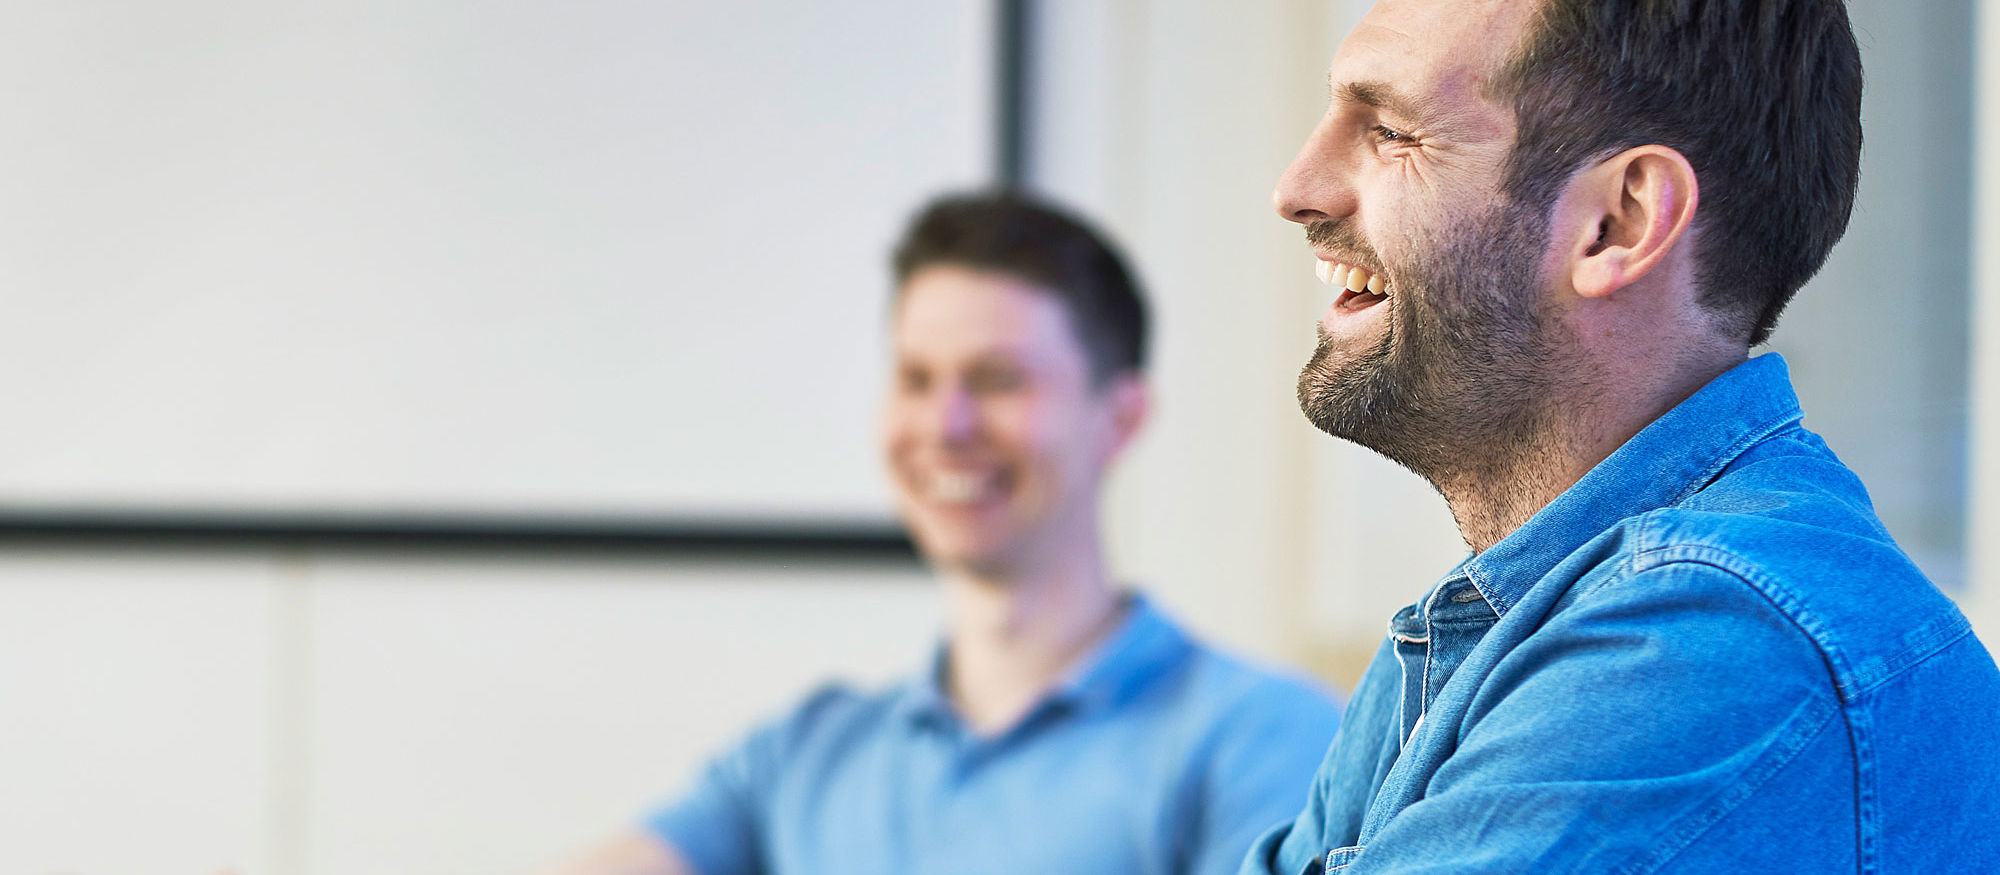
[926,469,1012,505]
[1316,259,1391,311]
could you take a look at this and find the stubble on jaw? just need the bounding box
[1296,198,1592,549]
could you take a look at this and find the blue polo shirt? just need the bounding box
[1240,354,2000,874]
[646,595,1341,875]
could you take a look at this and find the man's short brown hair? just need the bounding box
[1495,0,1864,345]
[892,192,1149,384]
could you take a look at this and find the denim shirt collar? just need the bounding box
[893,592,1191,733]
[1460,353,1805,616]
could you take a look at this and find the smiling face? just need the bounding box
[1277,0,1576,478]
[882,265,1139,578]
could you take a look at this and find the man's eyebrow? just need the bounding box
[1332,77,1444,125]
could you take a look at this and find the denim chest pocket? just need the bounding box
[1319,846,1364,872]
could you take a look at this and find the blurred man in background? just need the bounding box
[542,192,1340,875]
[1244,0,2000,871]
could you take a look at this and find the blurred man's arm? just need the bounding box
[539,687,852,875]
[533,830,695,875]
[1191,678,1342,875]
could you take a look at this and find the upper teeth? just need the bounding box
[931,471,989,504]
[1315,260,1388,296]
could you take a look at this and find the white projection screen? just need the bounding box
[0,1,996,531]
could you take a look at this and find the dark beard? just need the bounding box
[1296,200,1570,488]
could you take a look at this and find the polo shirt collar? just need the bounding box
[1047,593,1190,713]
[1460,353,1804,616]
[892,592,1191,730]
[895,650,956,729]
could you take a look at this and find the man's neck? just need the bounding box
[1436,443,1588,555]
[1440,351,1745,554]
[938,546,1124,736]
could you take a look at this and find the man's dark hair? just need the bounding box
[891,192,1148,383]
[1494,0,1863,345]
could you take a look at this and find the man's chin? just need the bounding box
[1297,338,1400,439]
[912,534,1018,579]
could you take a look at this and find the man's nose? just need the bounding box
[933,386,980,442]
[1273,118,1358,225]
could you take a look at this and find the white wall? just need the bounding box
[0,549,934,875]
[0,549,280,874]
[0,0,991,526]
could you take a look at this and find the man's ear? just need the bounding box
[1099,374,1151,461]
[1555,145,1700,300]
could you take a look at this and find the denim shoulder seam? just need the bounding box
[1626,539,1972,701]
[1623,542,1855,696]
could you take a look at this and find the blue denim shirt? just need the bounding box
[648,595,1341,875]
[1242,354,2000,874]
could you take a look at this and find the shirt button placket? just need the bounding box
[1388,604,1430,748]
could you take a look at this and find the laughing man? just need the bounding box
[1244,0,2000,872]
